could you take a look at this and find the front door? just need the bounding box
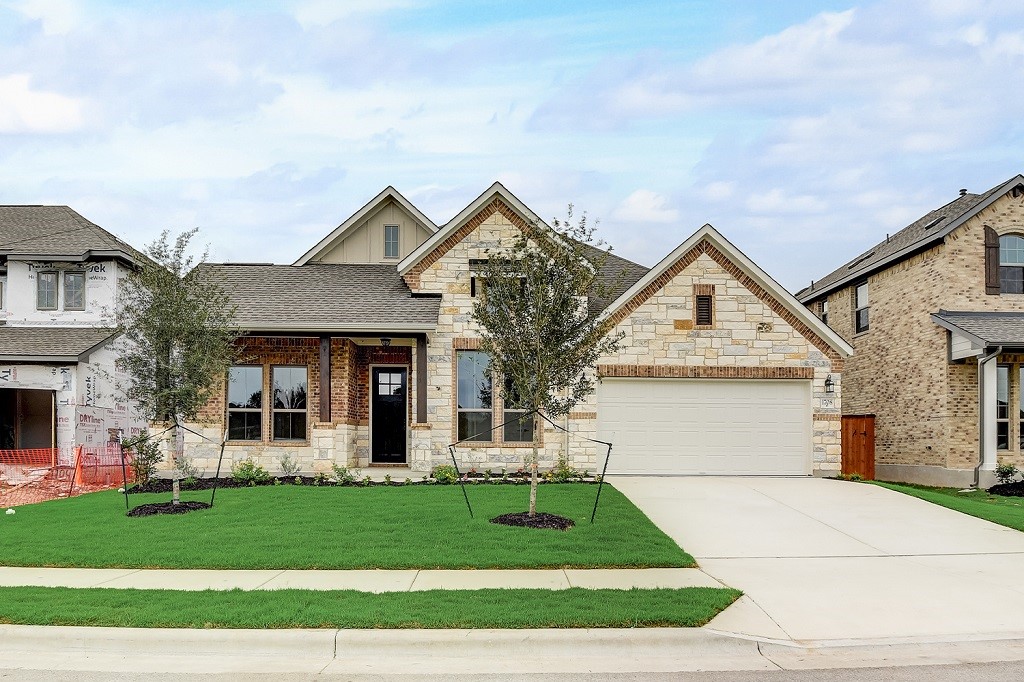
[371,367,407,463]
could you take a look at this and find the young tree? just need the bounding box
[116,229,239,504]
[471,208,624,517]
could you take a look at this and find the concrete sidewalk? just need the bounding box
[0,566,721,591]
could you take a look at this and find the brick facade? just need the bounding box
[809,189,1024,482]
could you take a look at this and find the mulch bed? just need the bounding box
[128,501,212,517]
[989,482,1024,497]
[490,512,575,531]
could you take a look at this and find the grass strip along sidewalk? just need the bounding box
[0,586,740,629]
[0,484,692,569]
[873,481,1024,532]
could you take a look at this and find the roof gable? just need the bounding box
[293,186,438,266]
[602,224,853,360]
[0,206,141,264]
[798,174,1024,302]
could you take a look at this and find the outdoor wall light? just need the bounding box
[380,337,392,347]
[824,374,835,393]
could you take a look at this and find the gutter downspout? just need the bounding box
[976,345,1003,488]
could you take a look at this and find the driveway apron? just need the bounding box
[612,476,1024,642]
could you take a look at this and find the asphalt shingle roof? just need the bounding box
[199,263,442,331]
[797,186,1007,301]
[578,243,650,317]
[932,311,1024,347]
[0,326,117,360]
[0,206,141,262]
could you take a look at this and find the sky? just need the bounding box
[1,0,1023,291]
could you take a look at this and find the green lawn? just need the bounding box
[0,586,739,629]
[0,484,693,569]
[874,481,1024,531]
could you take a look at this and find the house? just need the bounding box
[179,183,850,477]
[0,206,145,451]
[798,174,1024,487]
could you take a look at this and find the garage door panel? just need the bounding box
[597,378,811,476]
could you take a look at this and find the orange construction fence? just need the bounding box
[0,444,134,508]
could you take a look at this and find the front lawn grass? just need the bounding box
[0,586,739,629]
[0,484,693,569]
[874,481,1024,532]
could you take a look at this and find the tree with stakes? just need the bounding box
[116,229,240,505]
[471,208,624,521]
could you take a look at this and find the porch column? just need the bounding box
[416,333,427,423]
[980,354,998,472]
[319,335,331,422]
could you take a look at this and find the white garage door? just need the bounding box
[596,379,811,476]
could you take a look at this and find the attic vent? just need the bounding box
[1012,184,1024,199]
[922,217,943,230]
[847,251,875,270]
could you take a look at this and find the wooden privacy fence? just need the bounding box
[841,414,875,480]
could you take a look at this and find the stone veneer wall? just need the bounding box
[594,248,843,474]
[816,190,1024,481]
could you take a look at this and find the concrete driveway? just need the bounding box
[612,476,1024,643]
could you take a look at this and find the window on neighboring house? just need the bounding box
[383,225,400,259]
[999,234,1024,294]
[695,295,713,326]
[272,366,308,441]
[457,350,493,441]
[820,299,829,325]
[854,282,870,333]
[36,272,57,310]
[502,375,534,442]
[227,366,263,441]
[998,364,1010,450]
[63,272,86,310]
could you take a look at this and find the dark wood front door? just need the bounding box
[841,414,875,480]
[371,367,407,463]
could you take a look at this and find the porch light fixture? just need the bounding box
[380,337,392,347]
[824,374,835,393]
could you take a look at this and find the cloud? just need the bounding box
[0,73,84,132]
[612,189,680,224]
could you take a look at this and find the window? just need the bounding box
[999,235,1024,294]
[0,281,4,309]
[63,272,85,310]
[272,366,307,441]
[854,282,869,333]
[998,364,1010,450]
[383,224,400,259]
[502,376,534,442]
[820,299,828,325]
[457,350,493,441]
[695,295,713,326]
[227,366,263,441]
[1019,367,1024,450]
[36,272,57,310]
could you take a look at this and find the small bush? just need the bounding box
[176,456,201,481]
[278,454,301,477]
[331,464,357,485]
[231,458,271,486]
[996,463,1019,485]
[432,464,459,484]
[122,432,163,486]
[545,455,581,483]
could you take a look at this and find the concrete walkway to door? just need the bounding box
[612,476,1024,644]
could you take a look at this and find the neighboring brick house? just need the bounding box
[0,207,146,450]
[182,183,850,477]
[797,174,1024,487]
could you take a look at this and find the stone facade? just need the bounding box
[807,189,1024,484]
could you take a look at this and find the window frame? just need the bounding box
[62,271,86,311]
[998,364,1010,450]
[271,365,308,442]
[455,347,539,446]
[456,349,493,442]
[999,234,1024,294]
[383,224,400,259]
[854,281,870,333]
[36,271,58,311]
[820,299,828,325]
[226,365,264,442]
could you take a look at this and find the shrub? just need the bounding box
[231,458,271,486]
[278,453,301,477]
[331,464,357,485]
[545,455,581,483]
[122,432,163,486]
[996,463,1019,484]
[432,464,459,484]
[176,456,201,483]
